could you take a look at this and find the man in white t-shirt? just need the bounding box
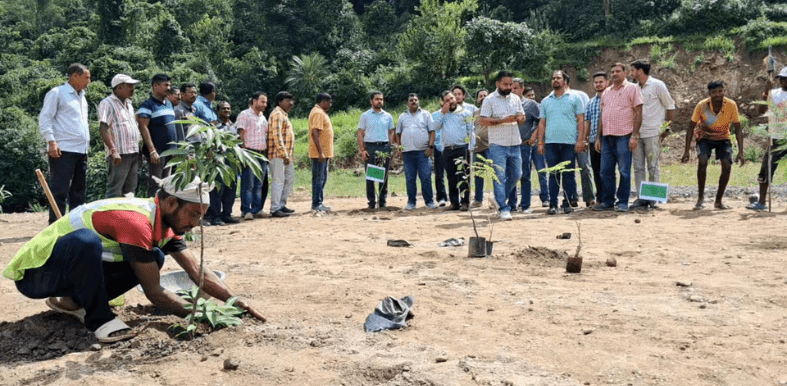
[748,67,787,211]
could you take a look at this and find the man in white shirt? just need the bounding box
[479,71,526,220]
[39,63,91,224]
[630,59,675,209]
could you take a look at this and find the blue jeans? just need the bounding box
[508,144,534,210]
[544,143,577,208]
[241,161,268,215]
[15,229,164,331]
[433,149,447,202]
[403,150,434,205]
[531,146,549,202]
[489,144,522,212]
[473,149,489,202]
[311,158,329,208]
[600,135,633,208]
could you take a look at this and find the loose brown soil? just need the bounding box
[1,190,786,386]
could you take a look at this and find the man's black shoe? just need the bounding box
[221,217,239,224]
[448,204,461,211]
[281,207,295,214]
[210,218,226,226]
[272,209,290,218]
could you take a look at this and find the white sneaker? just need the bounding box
[438,199,447,207]
[404,203,416,211]
[499,211,513,221]
[243,212,253,221]
[518,208,532,214]
[426,202,437,209]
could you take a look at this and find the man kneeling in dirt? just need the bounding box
[2,175,266,343]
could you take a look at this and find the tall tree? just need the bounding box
[464,16,538,84]
[95,0,124,44]
[398,0,478,79]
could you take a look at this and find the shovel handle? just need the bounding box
[35,169,62,219]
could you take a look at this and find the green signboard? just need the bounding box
[639,182,669,203]
[366,164,386,183]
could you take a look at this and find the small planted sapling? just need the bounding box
[457,154,501,257]
[161,116,266,334]
[169,285,246,338]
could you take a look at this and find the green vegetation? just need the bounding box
[3,0,787,211]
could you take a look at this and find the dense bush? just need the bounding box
[740,18,787,51]
[0,107,47,212]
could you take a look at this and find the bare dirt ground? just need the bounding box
[1,187,786,386]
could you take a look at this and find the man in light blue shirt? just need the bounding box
[358,91,395,209]
[433,91,473,210]
[537,70,585,215]
[396,93,435,210]
[193,81,218,126]
[39,63,91,224]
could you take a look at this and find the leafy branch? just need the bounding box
[169,286,246,338]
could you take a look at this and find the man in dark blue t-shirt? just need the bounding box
[137,74,177,197]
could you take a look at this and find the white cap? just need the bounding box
[777,66,787,79]
[111,74,140,88]
[153,175,214,204]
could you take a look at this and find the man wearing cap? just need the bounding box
[138,74,177,197]
[39,63,92,224]
[99,74,141,198]
[2,175,266,343]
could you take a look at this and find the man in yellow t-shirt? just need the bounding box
[308,93,334,212]
[681,80,745,210]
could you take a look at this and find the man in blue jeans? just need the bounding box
[479,71,526,221]
[309,93,334,212]
[236,92,269,220]
[536,71,586,215]
[594,62,644,212]
[396,94,436,210]
[509,79,543,213]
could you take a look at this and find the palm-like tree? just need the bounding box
[285,53,328,100]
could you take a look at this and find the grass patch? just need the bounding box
[286,162,784,201]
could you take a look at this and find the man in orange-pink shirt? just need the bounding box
[593,62,643,212]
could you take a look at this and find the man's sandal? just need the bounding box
[94,317,136,343]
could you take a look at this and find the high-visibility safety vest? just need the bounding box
[3,198,173,281]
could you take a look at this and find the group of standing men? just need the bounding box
[39,63,338,226]
[359,60,767,220]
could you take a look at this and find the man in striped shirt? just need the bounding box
[268,91,296,218]
[236,92,269,220]
[479,70,526,221]
[594,62,643,212]
[98,74,141,198]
